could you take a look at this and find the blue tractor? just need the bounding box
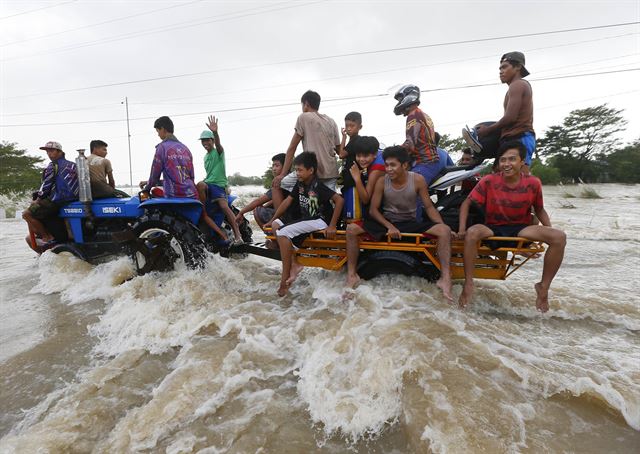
[46,194,252,274]
[41,150,252,274]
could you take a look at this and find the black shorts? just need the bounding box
[486,224,529,249]
[27,199,65,221]
[362,218,436,241]
[487,224,529,237]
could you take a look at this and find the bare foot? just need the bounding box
[346,273,361,289]
[277,280,289,297]
[286,260,304,286]
[535,282,549,313]
[436,276,453,303]
[458,281,474,309]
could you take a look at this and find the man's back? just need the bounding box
[87,154,112,186]
[404,108,438,164]
[295,112,340,179]
[154,138,197,198]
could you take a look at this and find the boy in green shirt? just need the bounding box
[196,115,243,244]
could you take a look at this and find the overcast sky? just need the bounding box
[1,0,638,185]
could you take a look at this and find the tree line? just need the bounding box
[1,103,638,195]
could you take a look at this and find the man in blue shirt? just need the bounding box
[23,141,78,246]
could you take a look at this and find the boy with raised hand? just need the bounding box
[345,136,385,222]
[196,115,243,245]
[344,146,453,301]
[457,141,566,312]
[234,153,287,229]
[265,151,344,297]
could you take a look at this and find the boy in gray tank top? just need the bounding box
[345,146,454,301]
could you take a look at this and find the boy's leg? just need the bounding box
[517,225,567,312]
[345,223,366,288]
[459,224,494,308]
[272,172,297,209]
[196,181,208,203]
[275,218,327,288]
[22,203,54,241]
[217,198,242,242]
[276,235,293,296]
[425,223,454,302]
[196,182,228,240]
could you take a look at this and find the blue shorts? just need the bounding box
[207,184,227,200]
[501,132,536,166]
[411,161,445,186]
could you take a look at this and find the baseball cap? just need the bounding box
[39,141,63,151]
[500,51,530,77]
[199,130,214,140]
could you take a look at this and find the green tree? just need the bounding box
[0,141,45,194]
[530,158,561,185]
[538,104,626,182]
[263,166,274,189]
[605,138,640,183]
[227,172,263,186]
[438,133,466,153]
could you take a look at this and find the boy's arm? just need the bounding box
[338,129,348,158]
[273,133,301,188]
[534,206,552,227]
[104,158,115,188]
[265,195,293,228]
[237,194,270,217]
[416,175,444,224]
[324,193,344,239]
[206,115,224,154]
[368,178,400,238]
[356,168,383,205]
[37,164,55,200]
[143,147,164,192]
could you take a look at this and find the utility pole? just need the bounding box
[122,97,133,189]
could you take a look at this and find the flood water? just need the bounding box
[0,184,638,453]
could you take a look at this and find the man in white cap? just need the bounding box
[23,141,78,249]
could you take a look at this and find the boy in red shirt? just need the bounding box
[457,141,566,312]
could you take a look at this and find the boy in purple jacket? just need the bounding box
[140,116,197,199]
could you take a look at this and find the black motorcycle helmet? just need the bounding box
[393,84,421,115]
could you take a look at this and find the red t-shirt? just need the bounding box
[468,173,543,225]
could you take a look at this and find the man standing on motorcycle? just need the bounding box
[469,52,536,174]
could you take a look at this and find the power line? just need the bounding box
[3,68,638,128]
[5,32,635,117]
[3,20,638,100]
[0,0,77,21]
[0,0,204,48]
[1,1,319,63]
